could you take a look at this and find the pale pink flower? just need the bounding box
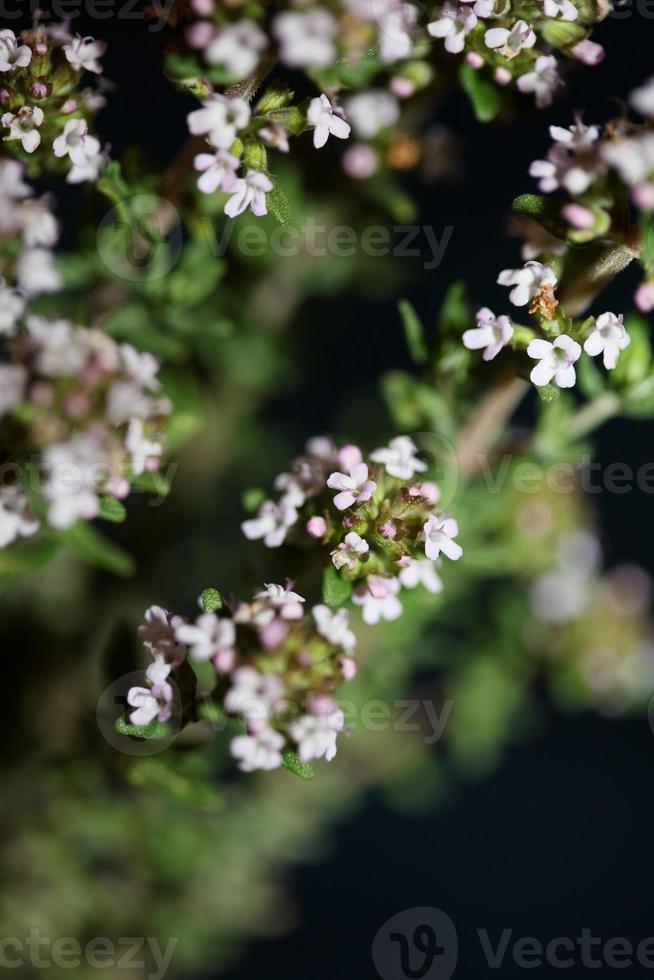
[52,118,101,167]
[353,575,403,625]
[2,106,44,153]
[527,335,581,388]
[313,604,357,650]
[370,436,427,480]
[194,148,239,194]
[463,307,513,360]
[187,94,250,150]
[273,8,337,69]
[0,29,32,71]
[331,531,369,570]
[289,709,344,763]
[175,613,236,668]
[242,496,298,547]
[327,462,376,510]
[230,727,284,771]
[307,94,351,149]
[517,55,561,108]
[497,260,557,307]
[224,169,273,218]
[204,20,266,79]
[63,36,106,73]
[583,313,630,370]
[399,558,443,593]
[127,682,173,726]
[428,4,477,55]
[484,21,536,58]
[423,516,463,561]
[254,582,306,619]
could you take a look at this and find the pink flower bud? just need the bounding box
[31,80,48,98]
[213,648,235,673]
[307,515,327,538]
[61,99,78,115]
[259,618,288,649]
[390,76,415,98]
[191,0,215,13]
[342,144,378,180]
[466,52,484,69]
[562,203,595,230]
[247,717,267,736]
[338,444,362,470]
[306,694,337,716]
[635,282,654,313]
[408,481,440,503]
[341,657,357,680]
[632,182,654,211]
[186,21,216,49]
[494,67,512,86]
[380,520,396,539]
[0,90,10,104]
[368,575,389,600]
[570,40,604,66]
[342,515,355,529]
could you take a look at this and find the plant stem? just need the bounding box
[566,391,621,442]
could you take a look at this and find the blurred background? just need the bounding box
[2,7,654,979]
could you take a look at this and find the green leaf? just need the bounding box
[438,281,470,335]
[398,299,427,364]
[200,587,225,613]
[459,65,502,123]
[267,184,293,226]
[132,470,171,498]
[611,314,652,388]
[512,194,572,244]
[99,496,127,523]
[576,348,604,399]
[161,368,204,452]
[322,565,353,608]
[63,521,135,577]
[282,750,314,780]
[0,534,59,578]
[115,716,170,740]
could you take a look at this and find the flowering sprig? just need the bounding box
[124,587,358,772]
[0,24,108,183]
[242,435,462,622]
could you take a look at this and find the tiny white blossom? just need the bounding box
[541,0,578,20]
[224,169,273,218]
[0,486,39,549]
[20,197,59,248]
[16,248,61,294]
[331,531,369,570]
[327,463,376,511]
[42,433,106,529]
[230,728,284,772]
[463,307,513,361]
[630,77,654,119]
[602,134,654,187]
[398,558,444,593]
[307,94,351,150]
[273,9,337,69]
[352,575,403,625]
[484,20,535,57]
[344,91,400,140]
[242,497,298,547]
[224,667,284,724]
[52,118,101,168]
[187,94,251,150]
[0,286,25,335]
[527,335,581,388]
[583,313,630,370]
[0,29,32,71]
[370,436,427,480]
[63,36,106,74]
[0,365,26,417]
[127,681,172,726]
[517,55,561,109]
[259,123,289,153]
[497,261,557,307]
[312,604,357,650]
[125,418,162,476]
[423,516,463,561]
[175,613,236,665]
[289,709,345,763]
[194,149,239,194]
[0,159,30,199]
[254,582,305,619]
[205,20,267,79]
[428,5,478,55]
[2,106,44,153]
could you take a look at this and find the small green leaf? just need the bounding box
[99,496,127,523]
[512,194,572,244]
[115,716,170,740]
[200,588,225,613]
[0,534,59,578]
[132,470,171,498]
[438,281,470,335]
[322,565,353,608]
[398,299,427,364]
[282,750,314,780]
[459,65,502,123]
[536,383,559,403]
[63,521,135,576]
[267,184,293,226]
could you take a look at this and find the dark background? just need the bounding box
[22,5,654,976]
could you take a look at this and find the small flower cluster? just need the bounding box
[172,0,608,211]
[0,158,61,297]
[522,80,654,313]
[0,24,107,183]
[127,588,358,772]
[463,260,629,389]
[242,436,462,623]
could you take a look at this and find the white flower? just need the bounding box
[63,36,106,74]
[194,149,239,194]
[230,728,284,772]
[497,261,557,307]
[398,558,443,593]
[127,681,172,726]
[0,486,39,549]
[175,613,236,665]
[273,9,337,69]
[224,667,284,724]
[0,29,32,71]
[0,287,25,335]
[484,20,535,58]
[66,148,106,184]
[378,1,418,63]
[259,123,289,153]
[344,91,399,140]
[427,5,478,55]
[20,197,59,248]
[125,418,162,476]
[16,248,61,294]
[327,462,376,511]
[138,605,186,658]
[630,77,654,119]
[2,106,44,153]
[205,20,267,79]
[254,582,305,619]
[0,159,30,199]
[25,316,85,376]
[241,497,299,547]
[541,0,578,20]
[583,312,630,370]
[224,169,273,218]
[0,365,26,417]
[527,335,581,388]
[307,94,351,150]
[52,118,101,167]
[187,94,251,150]
[463,307,513,360]
[423,516,463,561]
[353,575,403,625]
[312,604,357,650]
[331,531,370,570]
[120,343,160,390]
[289,709,344,763]
[370,436,427,480]
[42,433,106,529]
[517,55,561,108]
[601,134,654,187]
